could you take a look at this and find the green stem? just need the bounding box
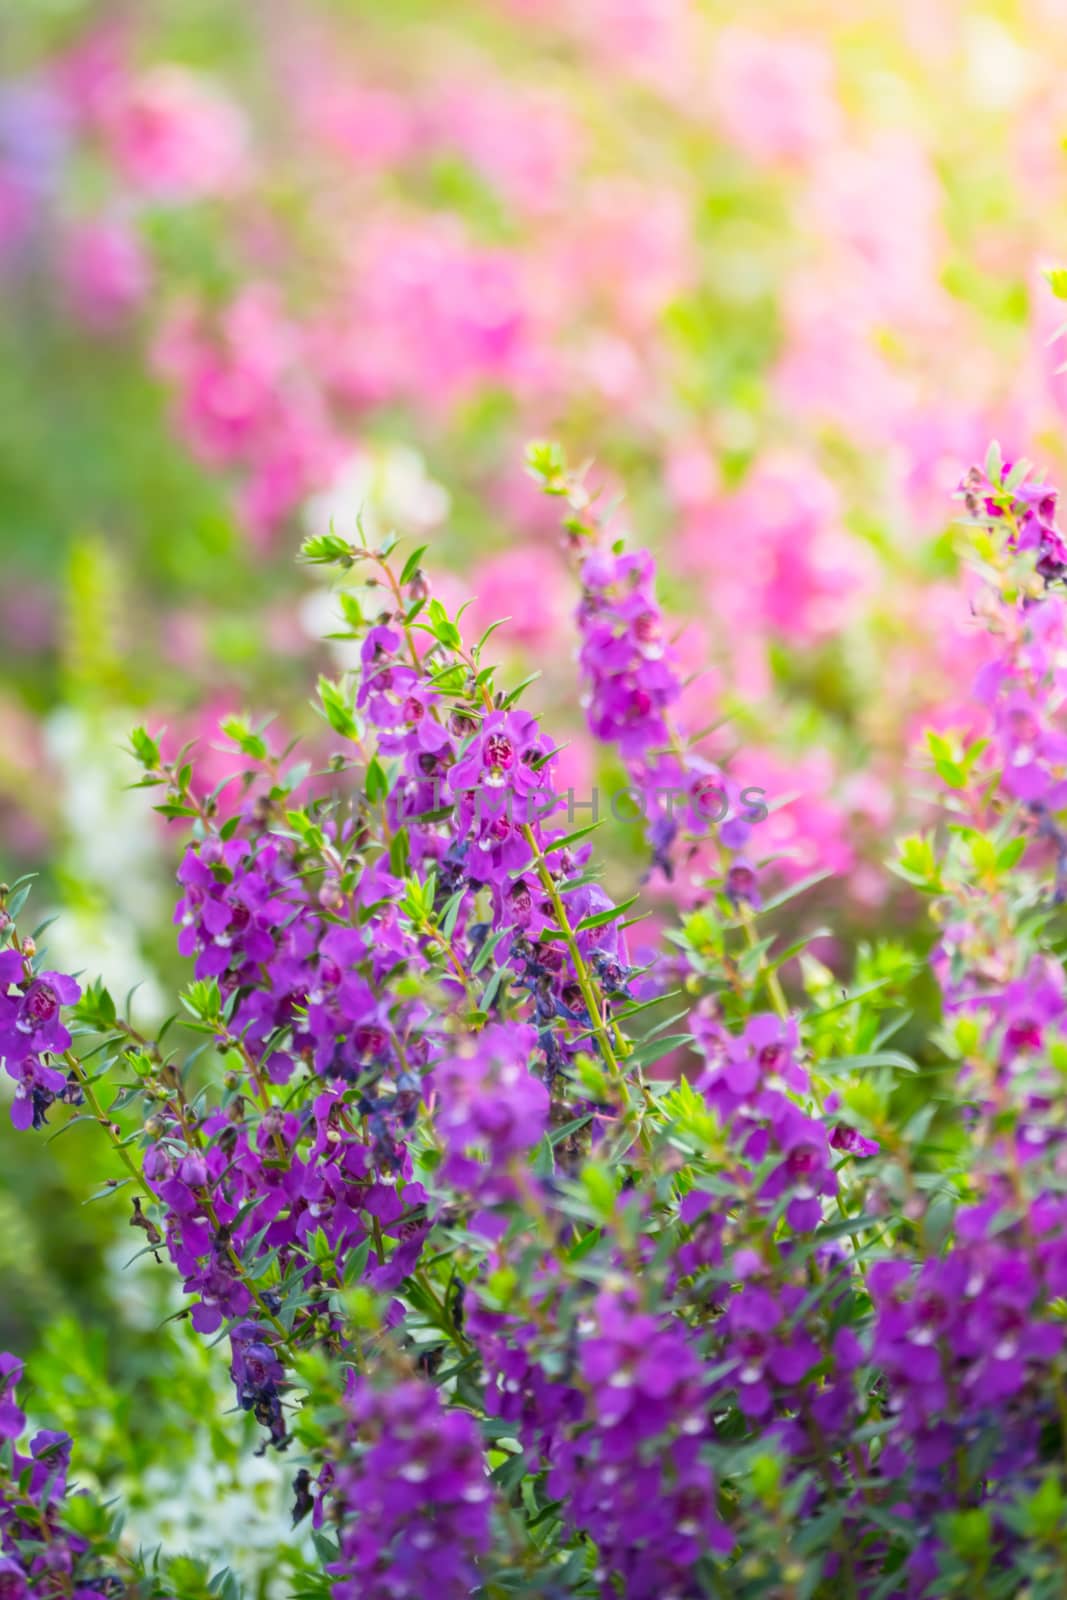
[739,904,790,1022]
[520,824,651,1152]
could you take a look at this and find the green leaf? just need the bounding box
[548,1113,593,1146]
[480,965,511,1011]
[219,715,268,762]
[566,1226,602,1263]
[317,675,358,741]
[574,892,640,932]
[753,869,834,916]
[365,758,389,805]
[471,928,509,974]
[399,545,428,585]
[540,821,604,858]
[996,836,1026,870]
[128,725,161,769]
[300,532,358,568]
[427,598,462,649]
[388,828,410,878]
[473,617,512,657]
[441,889,465,941]
[524,439,567,486]
[815,1050,919,1075]
[628,1033,692,1069]
[500,672,542,709]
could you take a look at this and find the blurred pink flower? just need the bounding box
[581,0,695,92]
[1013,82,1067,203]
[50,23,130,129]
[895,580,1000,750]
[238,412,344,548]
[465,546,573,655]
[154,285,344,540]
[731,746,855,885]
[665,440,720,514]
[803,132,946,327]
[61,216,150,330]
[102,65,248,200]
[313,216,539,413]
[892,409,994,530]
[499,0,693,89]
[487,460,572,542]
[154,296,279,466]
[568,332,646,409]
[775,279,914,444]
[158,698,252,817]
[296,72,418,173]
[0,695,51,857]
[546,181,692,332]
[682,454,875,647]
[1025,260,1067,423]
[157,700,332,820]
[427,80,579,215]
[707,29,841,169]
[549,734,595,807]
[0,581,54,653]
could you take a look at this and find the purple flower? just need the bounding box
[327,1377,491,1600]
[0,954,81,1130]
[725,858,761,909]
[545,1286,730,1592]
[0,1559,28,1600]
[0,1356,24,1442]
[720,1284,823,1418]
[230,1322,288,1449]
[436,1021,548,1196]
[576,549,682,758]
[830,1123,880,1158]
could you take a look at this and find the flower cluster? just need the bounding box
[0,1352,152,1599]
[530,451,763,889]
[434,1020,549,1198]
[962,458,1067,588]
[0,946,81,1130]
[11,455,1067,1598]
[326,1376,492,1600]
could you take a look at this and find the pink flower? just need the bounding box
[427,80,579,215]
[61,217,150,330]
[50,22,129,128]
[802,133,946,328]
[1026,259,1067,424]
[730,747,854,885]
[708,29,840,169]
[313,215,538,414]
[465,546,572,656]
[153,285,343,539]
[546,180,692,333]
[581,0,695,92]
[681,455,874,648]
[295,72,417,173]
[665,440,720,514]
[774,278,914,444]
[102,66,248,200]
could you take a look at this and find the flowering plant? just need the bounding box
[6,446,1067,1599]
